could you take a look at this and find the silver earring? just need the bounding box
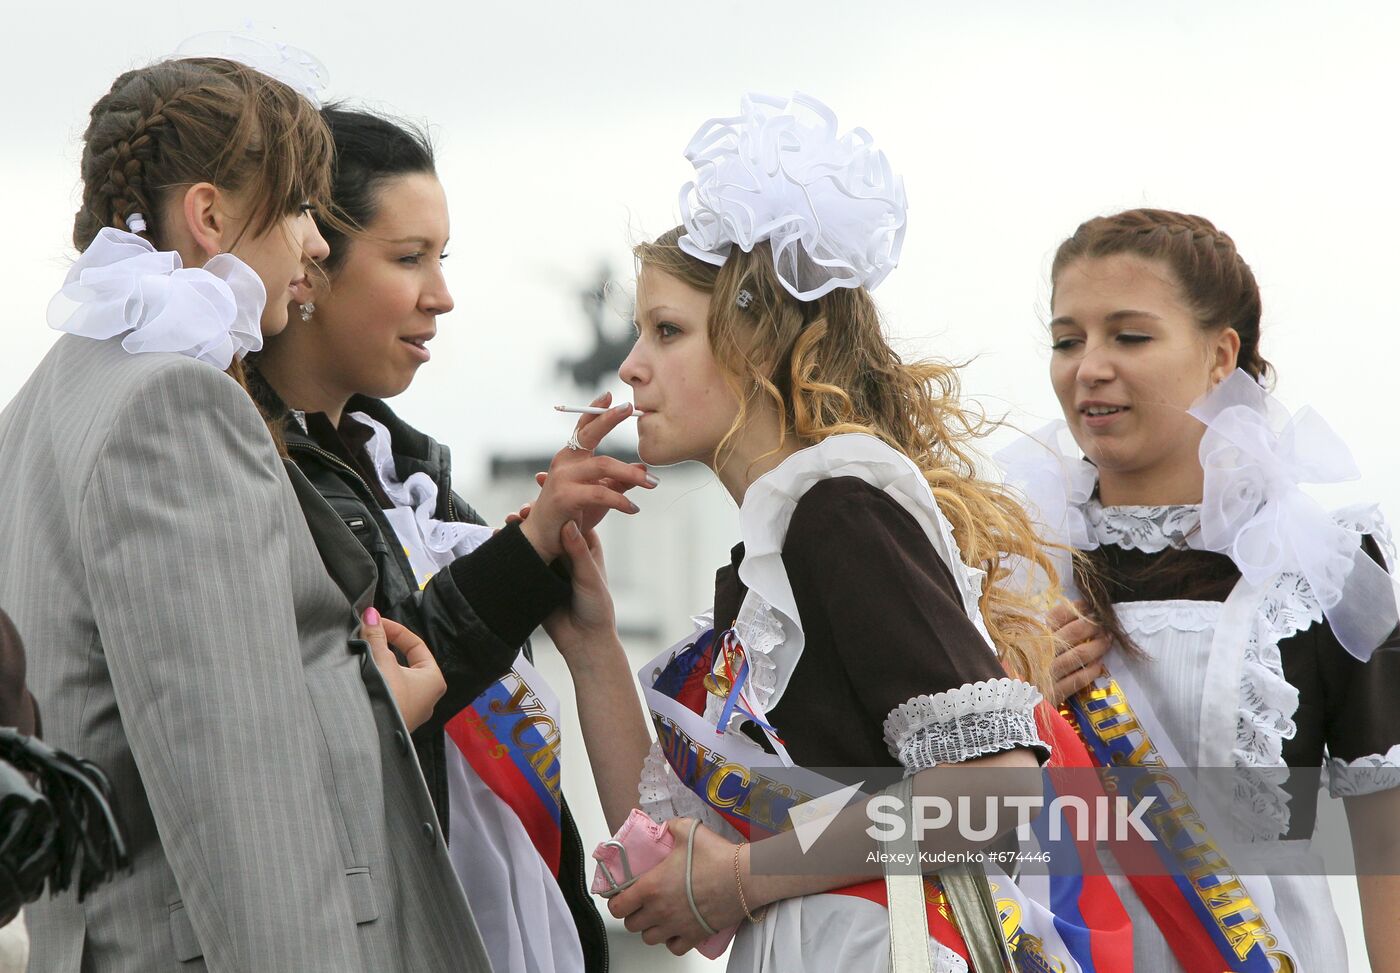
[736,288,754,310]
[299,302,315,322]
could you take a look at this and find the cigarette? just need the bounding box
[554,404,647,417]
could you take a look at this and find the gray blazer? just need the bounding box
[0,334,492,972]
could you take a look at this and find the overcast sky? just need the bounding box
[6,1,1399,520]
[5,6,1393,967]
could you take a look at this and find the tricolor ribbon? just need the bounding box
[714,630,783,743]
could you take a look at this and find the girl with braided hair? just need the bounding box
[0,57,492,971]
[1006,207,1400,971]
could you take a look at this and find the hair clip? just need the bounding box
[736,288,754,310]
[125,212,148,234]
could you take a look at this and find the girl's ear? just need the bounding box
[1210,327,1241,383]
[179,182,231,262]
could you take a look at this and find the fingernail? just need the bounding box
[645,473,659,486]
[566,521,581,538]
[628,500,640,513]
[363,607,381,626]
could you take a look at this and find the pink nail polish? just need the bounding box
[364,607,381,626]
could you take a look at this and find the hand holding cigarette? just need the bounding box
[517,392,657,561]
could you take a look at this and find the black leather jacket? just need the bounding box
[249,372,608,972]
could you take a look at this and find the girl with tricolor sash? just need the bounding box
[540,92,1134,972]
[250,106,657,973]
[1000,208,1400,972]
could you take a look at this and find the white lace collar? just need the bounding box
[1083,499,1204,554]
[732,433,992,712]
[46,227,265,369]
[999,372,1398,659]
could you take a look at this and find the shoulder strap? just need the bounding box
[881,776,935,973]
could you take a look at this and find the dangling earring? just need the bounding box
[299,302,315,322]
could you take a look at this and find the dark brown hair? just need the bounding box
[315,104,436,275]
[74,56,336,441]
[1050,208,1269,652]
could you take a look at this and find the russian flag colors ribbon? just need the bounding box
[446,655,564,874]
[1064,657,1303,973]
[643,618,1134,972]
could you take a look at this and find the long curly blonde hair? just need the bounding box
[636,228,1059,694]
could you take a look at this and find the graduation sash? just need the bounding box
[643,619,1133,971]
[1064,656,1303,972]
[446,654,563,874]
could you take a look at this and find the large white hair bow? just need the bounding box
[994,420,1097,596]
[1191,369,1398,660]
[677,92,908,302]
[174,27,330,107]
[47,228,265,369]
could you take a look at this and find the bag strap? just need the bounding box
[881,776,934,973]
[941,862,1015,973]
[881,775,1015,973]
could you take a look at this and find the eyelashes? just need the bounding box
[1050,333,1152,352]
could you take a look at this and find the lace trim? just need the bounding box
[883,679,1048,773]
[931,939,968,973]
[1325,744,1400,798]
[1334,502,1396,571]
[1229,569,1318,841]
[1084,500,1202,553]
[732,596,785,716]
[1114,600,1220,636]
[636,741,741,838]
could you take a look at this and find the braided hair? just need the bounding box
[1050,208,1270,652]
[73,56,336,447]
[1050,208,1271,383]
[74,57,334,254]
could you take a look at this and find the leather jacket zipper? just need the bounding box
[286,441,378,504]
[562,799,609,971]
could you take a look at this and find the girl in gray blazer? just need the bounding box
[0,55,491,972]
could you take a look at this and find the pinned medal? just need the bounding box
[704,629,742,698]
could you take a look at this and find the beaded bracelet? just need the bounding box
[733,843,767,924]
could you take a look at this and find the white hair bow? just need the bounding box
[47,228,265,370]
[1191,370,1398,660]
[174,27,330,107]
[677,92,907,302]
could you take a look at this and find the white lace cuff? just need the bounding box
[1325,744,1400,798]
[883,678,1049,775]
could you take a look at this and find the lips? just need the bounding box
[1078,401,1129,429]
[398,333,431,363]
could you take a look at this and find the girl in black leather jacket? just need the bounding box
[251,105,653,973]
